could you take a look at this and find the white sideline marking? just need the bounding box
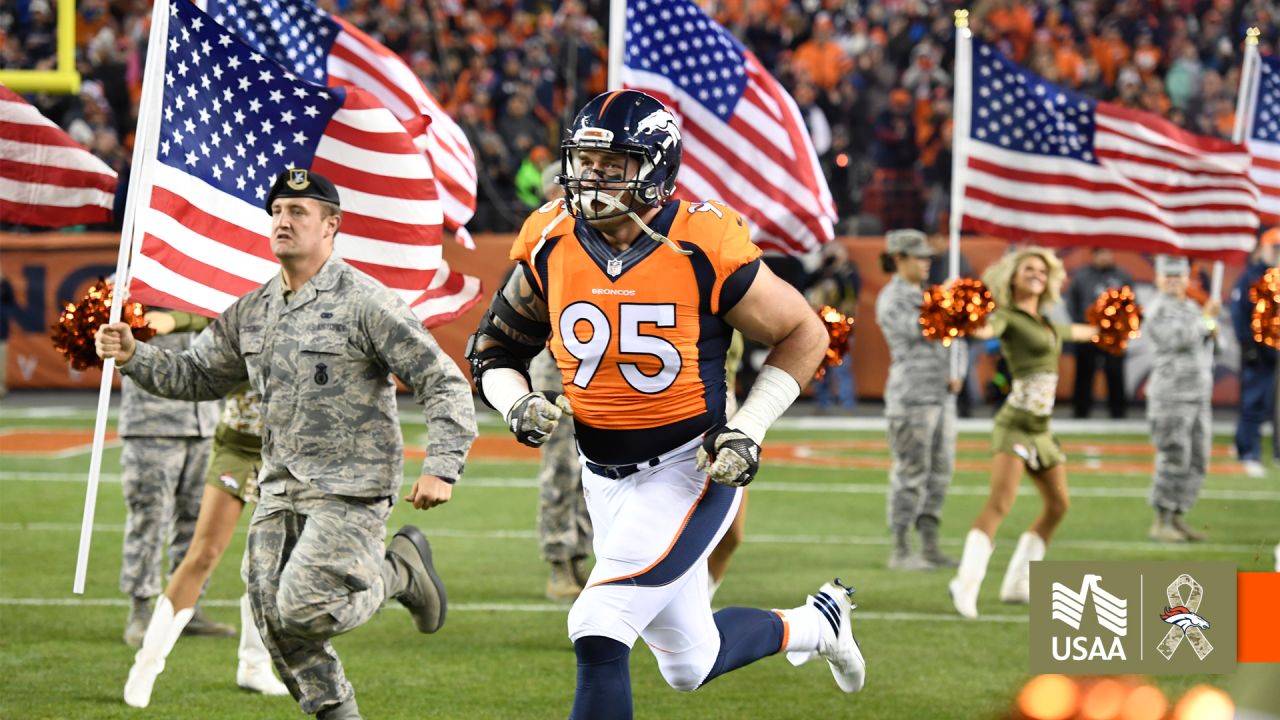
[0,522,1268,555]
[0,596,1029,623]
[2,471,1277,501]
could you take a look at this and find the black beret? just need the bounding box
[264,168,340,213]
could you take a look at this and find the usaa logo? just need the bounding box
[1050,574,1128,661]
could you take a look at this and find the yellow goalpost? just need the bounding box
[0,0,81,94]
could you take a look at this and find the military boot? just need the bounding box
[1149,509,1185,542]
[546,561,584,602]
[386,525,447,633]
[1170,512,1206,542]
[317,697,361,720]
[887,525,928,571]
[917,515,958,569]
[182,606,236,637]
[123,596,152,647]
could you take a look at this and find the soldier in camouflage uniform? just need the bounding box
[118,316,231,646]
[98,170,477,720]
[531,348,593,601]
[874,229,966,571]
[1145,255,1217,542]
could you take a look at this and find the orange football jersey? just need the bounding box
[511,198,762,464]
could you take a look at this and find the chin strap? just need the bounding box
[540,207,572,243]
[580,189,692,256]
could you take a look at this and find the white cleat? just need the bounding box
[237,661,290,696]
[1243,460,1266,478]
[786,579,866,693]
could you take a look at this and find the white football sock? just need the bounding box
[776,603,822,656]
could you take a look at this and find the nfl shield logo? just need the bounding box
[606,258,623,277]
[287,168,310,190]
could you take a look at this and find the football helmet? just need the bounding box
[559,90,682,220]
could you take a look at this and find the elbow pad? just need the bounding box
[465,291,551,410]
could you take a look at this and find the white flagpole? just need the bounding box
[607,0,626,91]
[1221,27,1262,302]
[948,10,973,379]
[73,0,172,594]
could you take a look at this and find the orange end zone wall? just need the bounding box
[0,231,1246,404]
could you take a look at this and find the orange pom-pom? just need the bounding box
[920,278,996,346]
[1249,268,1280,349]
[50,278,155,371]
[1087,285,1142,356]
[815,305,855,380]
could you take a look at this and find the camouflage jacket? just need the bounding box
[1145,294,1214,406]
[120,257,477,498]
[119,331,220,438]
[875,275,965,415]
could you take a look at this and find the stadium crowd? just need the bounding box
[2,0,1274,235]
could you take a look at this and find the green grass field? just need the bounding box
[1,408,1274,719]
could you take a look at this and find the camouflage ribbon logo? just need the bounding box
[1156,574,1213,660]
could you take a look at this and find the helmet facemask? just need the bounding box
[561,145,661,223]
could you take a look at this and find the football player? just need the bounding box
[467,90,865,717]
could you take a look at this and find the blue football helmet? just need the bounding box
[559,90,682,220]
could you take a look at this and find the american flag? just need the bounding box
[1245,53,1280,225]
[0,85,117,227]
[961,38,1257,259]
[126,0,479,326]
[198,0,479,247]
[620,0,834,256]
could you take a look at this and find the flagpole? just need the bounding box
[1220,27,1262,302]
[607,0,626,91]
[73,0,172,594]
[948,10,972,380]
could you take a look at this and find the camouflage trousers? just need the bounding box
[245,478,393,714]
[1149,401,1211,513]
[885,400,956,529]
[530,349,592,562]
[119,436,211,598]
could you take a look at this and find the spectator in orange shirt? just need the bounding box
[1133,30,1163,82]
[1090,22,1131,87]
[792,13,849,92]
[984,0,1036,63]
[1140,75,1172,117]
[1054,33,1086,88]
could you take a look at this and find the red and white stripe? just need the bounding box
[328,18,478,247]
[129,89,480,327]
[963,103,1258,259]
[1247,138,1280,225]
[0,85,117,227]
[622,53,836,256]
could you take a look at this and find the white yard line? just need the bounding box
[2,471,1277,501]
[0,522,1268,555]
[0,596,1028,623]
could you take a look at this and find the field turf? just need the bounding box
[1,407,1273,719]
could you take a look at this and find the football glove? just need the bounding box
[696,425,760,487]
[506,391,573,448]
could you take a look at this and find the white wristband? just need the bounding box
[728,365,801,445]
[482,367,532,419]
